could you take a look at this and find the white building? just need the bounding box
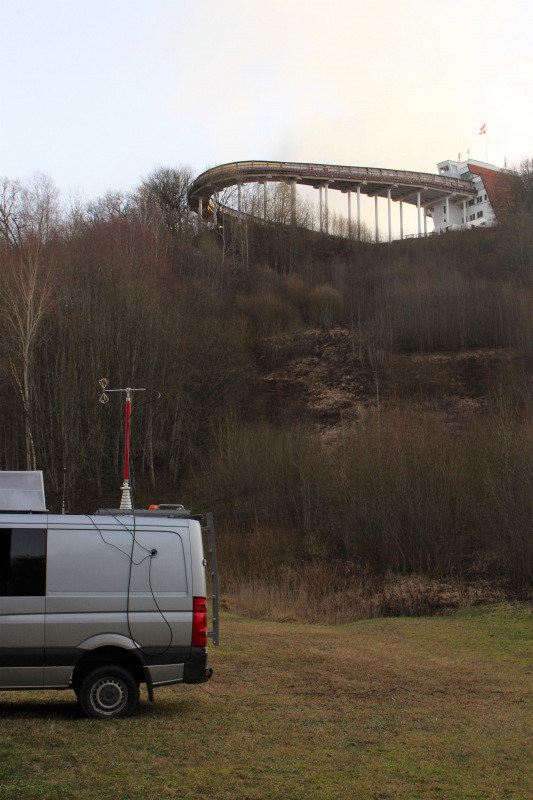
[429,158,517,233]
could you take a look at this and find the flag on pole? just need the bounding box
[479,123,486,135]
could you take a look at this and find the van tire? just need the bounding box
[78,664,139,719]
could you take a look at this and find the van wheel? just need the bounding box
[78,665,139,719]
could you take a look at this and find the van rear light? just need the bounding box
[192,596,207,647]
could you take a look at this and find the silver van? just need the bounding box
[0,471,219,719]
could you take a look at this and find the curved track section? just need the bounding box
[187,160,477,219]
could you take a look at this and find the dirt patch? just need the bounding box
[261,326,516,428]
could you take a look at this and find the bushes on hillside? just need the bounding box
[202,412,533,595]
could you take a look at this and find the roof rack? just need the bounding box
[96,506,193,518]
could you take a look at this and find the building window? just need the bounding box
[476,196,483,204]
[469,214,476,221]
[468,199,475,207]
[477,211,484,218]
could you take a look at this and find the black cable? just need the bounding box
[84,512,152,564]
[85,506,173,656]
[125,496,173,658]
[143,547,174,657]
[126,386,173,655]
[128,388,162,418]
[125,500,137,651]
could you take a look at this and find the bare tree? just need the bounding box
[0,174,58,468]
[135,166,194,236]
[515,157,533,213]
[506,158,533,277]
[85,190,136,224]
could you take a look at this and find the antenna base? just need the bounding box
[120,480,133,511]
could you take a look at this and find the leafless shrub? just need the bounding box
[307,284,345,327]
[203,409,533,601]
[235,292,302,336]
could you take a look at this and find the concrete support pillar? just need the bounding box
[357,186,361,238]
[318,187,323,232]
[445,196,450,226]
[197,197,203,232]
[324,184,329,233]
[290,180,297,226]
[347,191,352,237]
[417,192,421,237]
[374,196,379,243]
[387,188,392,243]
[399,200,404,240]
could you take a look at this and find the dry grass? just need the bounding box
[0,605,531,799]
[220,561,510,624]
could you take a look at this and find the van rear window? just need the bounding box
[0,529,46,596]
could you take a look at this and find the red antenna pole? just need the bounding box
[124,390,131,484]
[98,380,149,511]
[119,389,134,510]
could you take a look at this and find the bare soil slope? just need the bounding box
[261,325,515,429]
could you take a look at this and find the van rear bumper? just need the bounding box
[183,647,212,684]
[143,647,211,687]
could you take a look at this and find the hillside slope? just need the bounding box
[261,325,515,429]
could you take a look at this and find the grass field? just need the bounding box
[0,605,531,799]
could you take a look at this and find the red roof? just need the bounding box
[466,164,520,221]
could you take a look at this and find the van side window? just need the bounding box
[0,529,46,596]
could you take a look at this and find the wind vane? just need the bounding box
[99,379,154,511]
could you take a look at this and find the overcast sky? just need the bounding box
[1,0,532,235]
